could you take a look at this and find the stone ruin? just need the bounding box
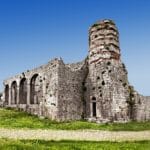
[0,92,3,107]
[2,19,150,123]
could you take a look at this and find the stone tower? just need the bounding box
[85,19,130,122]
[89,19,120,64]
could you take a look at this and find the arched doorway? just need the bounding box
[30,74,39,104]
[11,81,17,104]
[5,85,9,105]
[92,96,97,117]
[19,78,27,104]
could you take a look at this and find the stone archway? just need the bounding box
[30,74,39,104]
[11,81,17,104]
[5,85,9,105]
[19,78,27,104]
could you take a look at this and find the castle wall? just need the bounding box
[3,58,61,120]
[85,61,130,123]
[38,58,60,120]
[132,93,150,121]
[2,58,88,121]
[56,59,88,121]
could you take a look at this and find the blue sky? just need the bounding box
[0,0,150,95]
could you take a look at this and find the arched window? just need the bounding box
[11,81,17,104]
[30,74,39,104]
[19,78,27,104]
[92,96,96,101]
[5,85,9,105]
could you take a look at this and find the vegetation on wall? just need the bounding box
[127,86,135,120]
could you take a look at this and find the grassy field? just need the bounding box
[0,108,150,131]
[0,138,150,150]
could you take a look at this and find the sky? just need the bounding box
[0,0,150,95]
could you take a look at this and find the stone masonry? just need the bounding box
[2,19,150,122]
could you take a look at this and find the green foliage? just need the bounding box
[123,83,127,87]
[0,138,150,150]
[91,23,99,28]
[122,63,127,72]
[126,86,135,106]
[0,108,150,131]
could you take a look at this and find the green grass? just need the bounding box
[0,108,150,131]
[0,138,150,150]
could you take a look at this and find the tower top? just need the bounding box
[89,19,118,34]
[90,19,116,27]
[88,19,120,64]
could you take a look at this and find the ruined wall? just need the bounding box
[38,58,61,120]
[3,58,61,120]
[137,96,150,121]
[130,90,150,121]
[56,59,88,121]
[2,57,88,121]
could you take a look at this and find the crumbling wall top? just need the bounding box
[66,59,87,71]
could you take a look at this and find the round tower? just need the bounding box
[85,19,130,123]
[89,19,120,64]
